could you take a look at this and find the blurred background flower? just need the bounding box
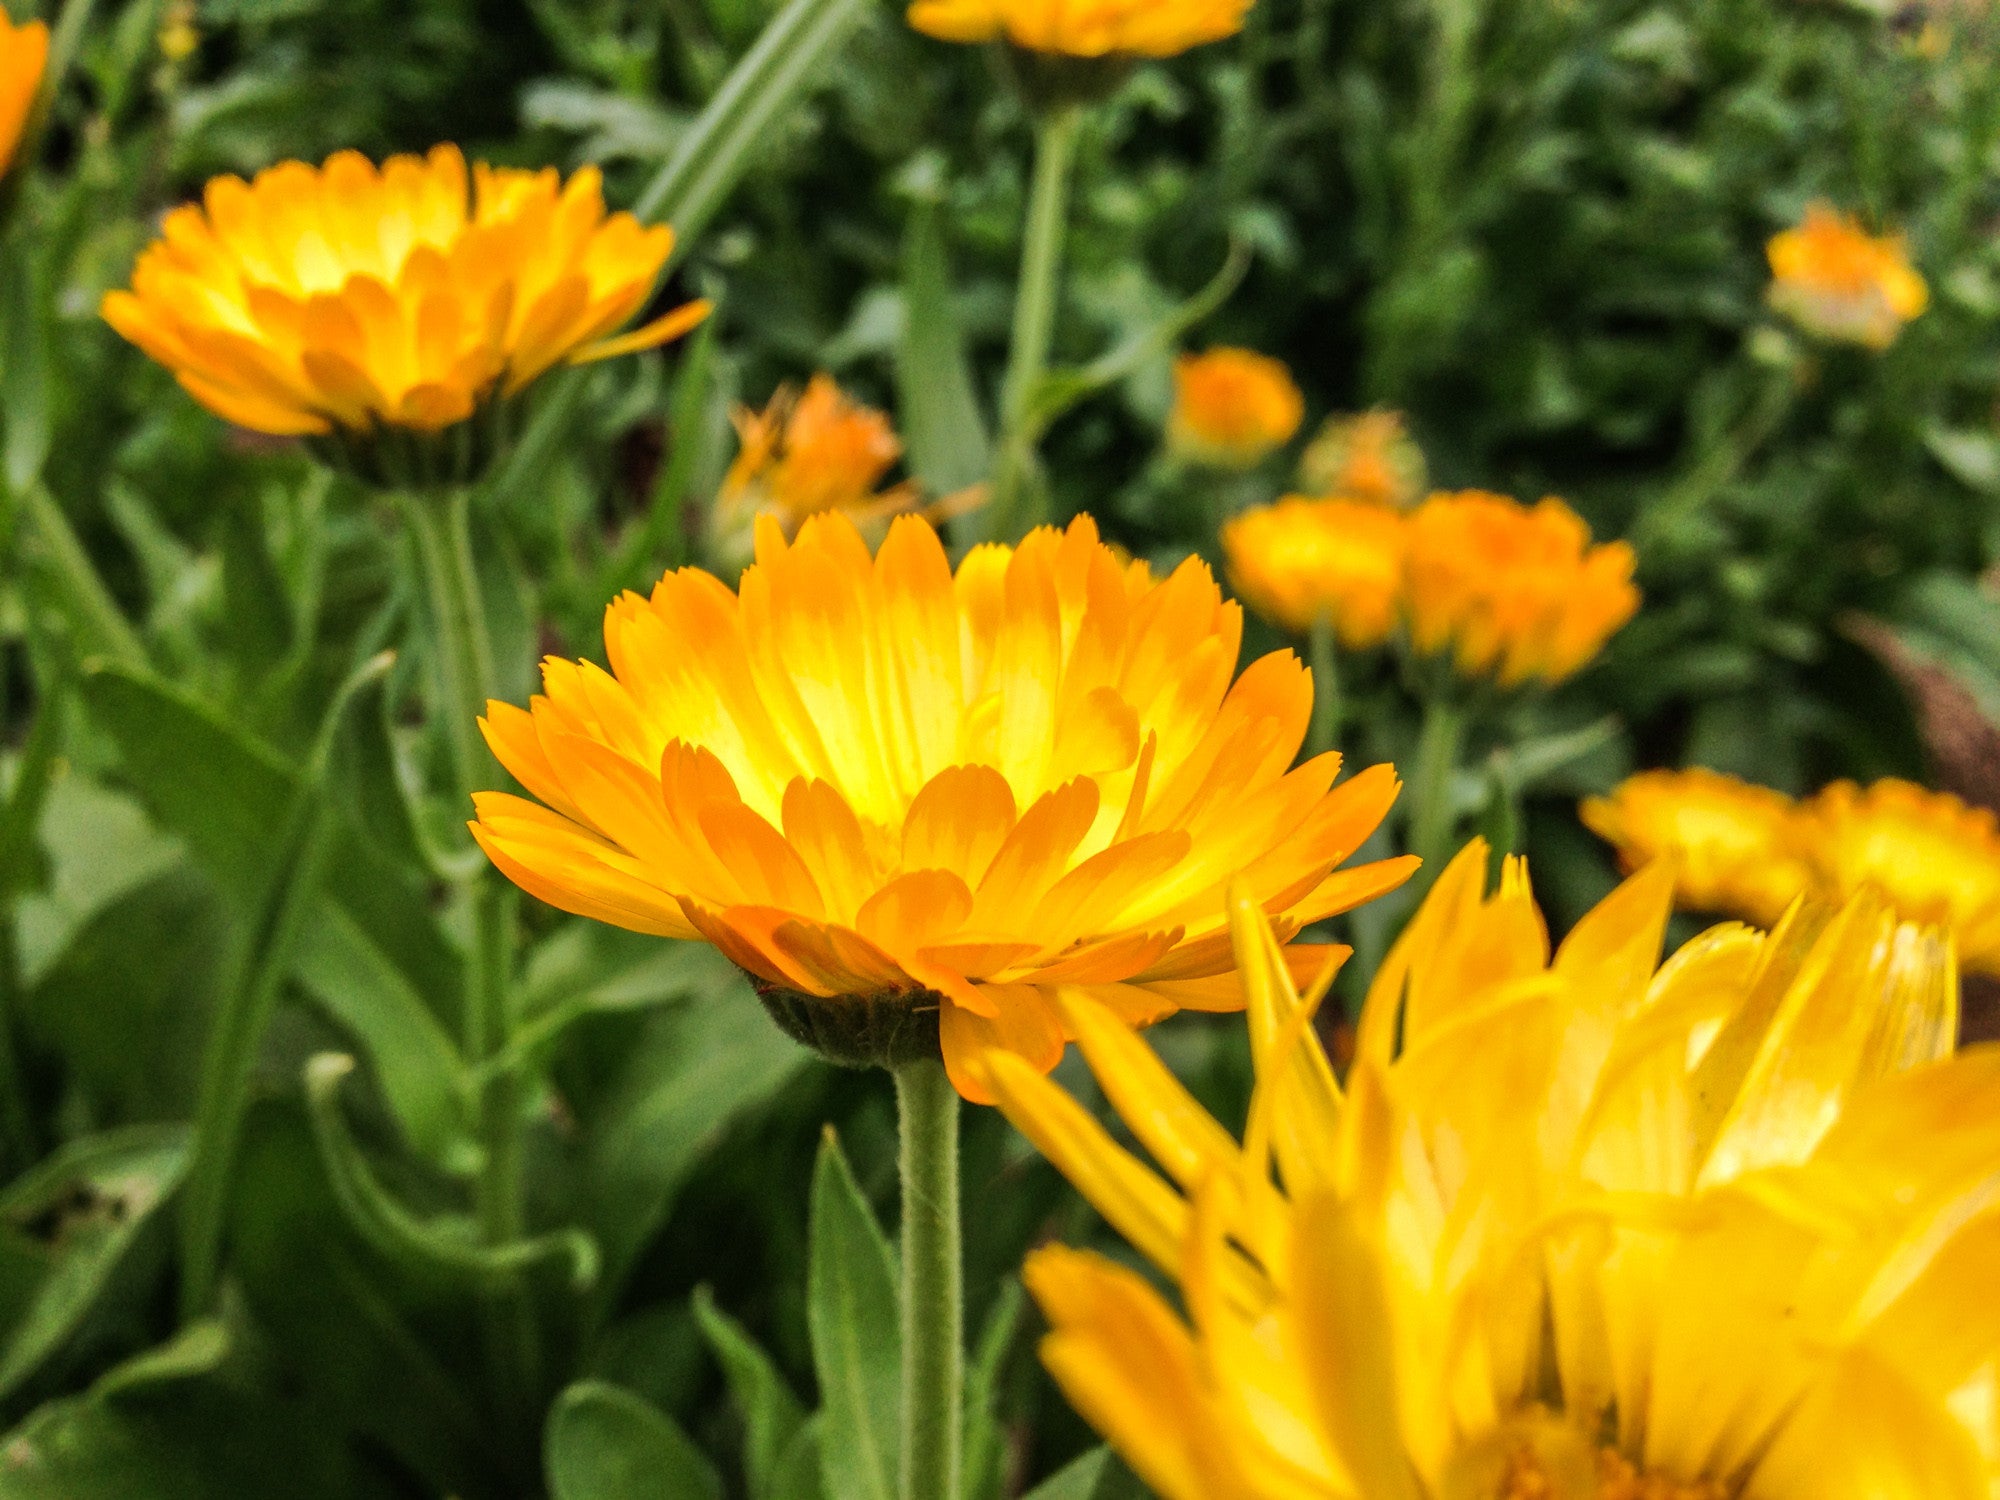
[1164,346,1303,469]
[0,4,44,183]
[1221,495,1402,646]
[1767,202,1929,350]
[905,0,1252,58]
[1297,407,1425,507]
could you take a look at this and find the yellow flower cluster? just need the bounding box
[0,4,47,183]
[1767,202,1928,350]
[1166,347,1304,469]
[907,0,1252,58]
[1222,488,1640,686]
[1585,768,2000,974]
[101,145,708,445]
[715,375,919,544]
[980,851,1991,1500]
[473,511,1415,1098]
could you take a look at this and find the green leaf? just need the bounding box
[304,1054,598,1290]
[808,1128,899,1500]
[0,1127,189,1401]
[635,0,872,247]
[1883,573,2000,729]
[769,1417,828,1500]
[1019,1448,1146,1500]
[584,977,806,1292]
[694,1285,808,1500]
[1,245,50,495]
[545,1380,725,1500]
[961,1277,1024,1500]
[292,906,473,1174]
[90,1321,231,1401]
[0,1378,393,1500]
[897,198,992,495]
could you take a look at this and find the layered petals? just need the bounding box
[101,144,705,439]
[906,0,1252,57]
[985,851,1995,1500]
[474,511,1414,1098]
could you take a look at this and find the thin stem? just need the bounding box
[17,484,145,667]
[992,104,1084,540]
[1407,694,1467,884]
[399,487,536,1431]
[1306,613,1341,763]
[893,1057,962,1500]
[1636,364,1797,562]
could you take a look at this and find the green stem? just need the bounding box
[399,488,536,1426]
[1306,613,1341,763]
[1407,695,1466,883]
[992,104,1084,540]
[17,484,145,667]
[1636,364,1797,561]
[892,1058,962,1500]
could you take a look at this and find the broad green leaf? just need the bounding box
[695,1285,808,1500]
[13,769,182,985]
[2,245,50,494]
[0,1127,188,1401]
[545,1380,724,1500]
[635,0,872,248]
[770,1417,828,1500]
[584,977,806,1292]
[0,1378,392,1500]
[808,1129,899,1500]
[897,198,992,495]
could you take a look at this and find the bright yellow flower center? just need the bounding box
[1500,1448,1729,1500]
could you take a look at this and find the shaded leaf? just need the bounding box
[808,1128,899,1500]
[545,1380,724,1500]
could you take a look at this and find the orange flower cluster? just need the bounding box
[1298,408,1425,508]
[102,145,707,448]
[1585,769,2000,973]
[716,375,919,544]
[1223,488,1639,687]
[1166,348,1303,469]
[1767,203,1928,350]
[907,0,1252,58]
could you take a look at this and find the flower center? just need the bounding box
[1499,1447,1731,1500]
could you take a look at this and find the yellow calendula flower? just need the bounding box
[716,375,918,542]
[981,847,1989,1500]
[907,0,1251,58]
[1404,490,1639,689]
[1767,203,1928,350]
[0,5,48,182]
[1299,409,1425,509]
[1794,778,2000,974]
[1586,770,2000,976]
[1221,497,1404,648]
[1167,348,1305,470]
[472,511,1416,1098]
[1580,767,1809,927]
[101,144,708,478]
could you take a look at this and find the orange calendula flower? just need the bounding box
[101,144,708,475]
[1403,490,1639,688]
[1767,203,1928,350]
[472,511,1415,1100]
[980,851,1983,1500]
[1221,497,1404,648]
[716,375,918,543]
[1166,348,1304,469]
[0,5,48,182]
[907,0,1251,57]
[1581,767,1809,927]
[1585,770,2000,977]
[1299,408,1425,508]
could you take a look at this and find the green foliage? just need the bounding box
[0,0,1992,1493]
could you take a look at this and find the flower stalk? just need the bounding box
[1306,611,1341,761]
[892,1056,962,1500]
[1408,693,1466,883]
[992,102,1084,539]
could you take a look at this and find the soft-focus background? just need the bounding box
[4,0,2000,1495]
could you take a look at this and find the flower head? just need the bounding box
[1167,348,1304,469]
[907,0,1251,58]
[1221,497,1404,648]
[1299,409,1425,509]
[1580,767,1809,926]
[1404,490,1638,689]
[0,6,48,182]
[1767,203,1928,350]
[982,847,1986,1500]
[715,375,917,548]
[101,145,708,479]
[472,511,1415,1097]
[1586,770,2000,976]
